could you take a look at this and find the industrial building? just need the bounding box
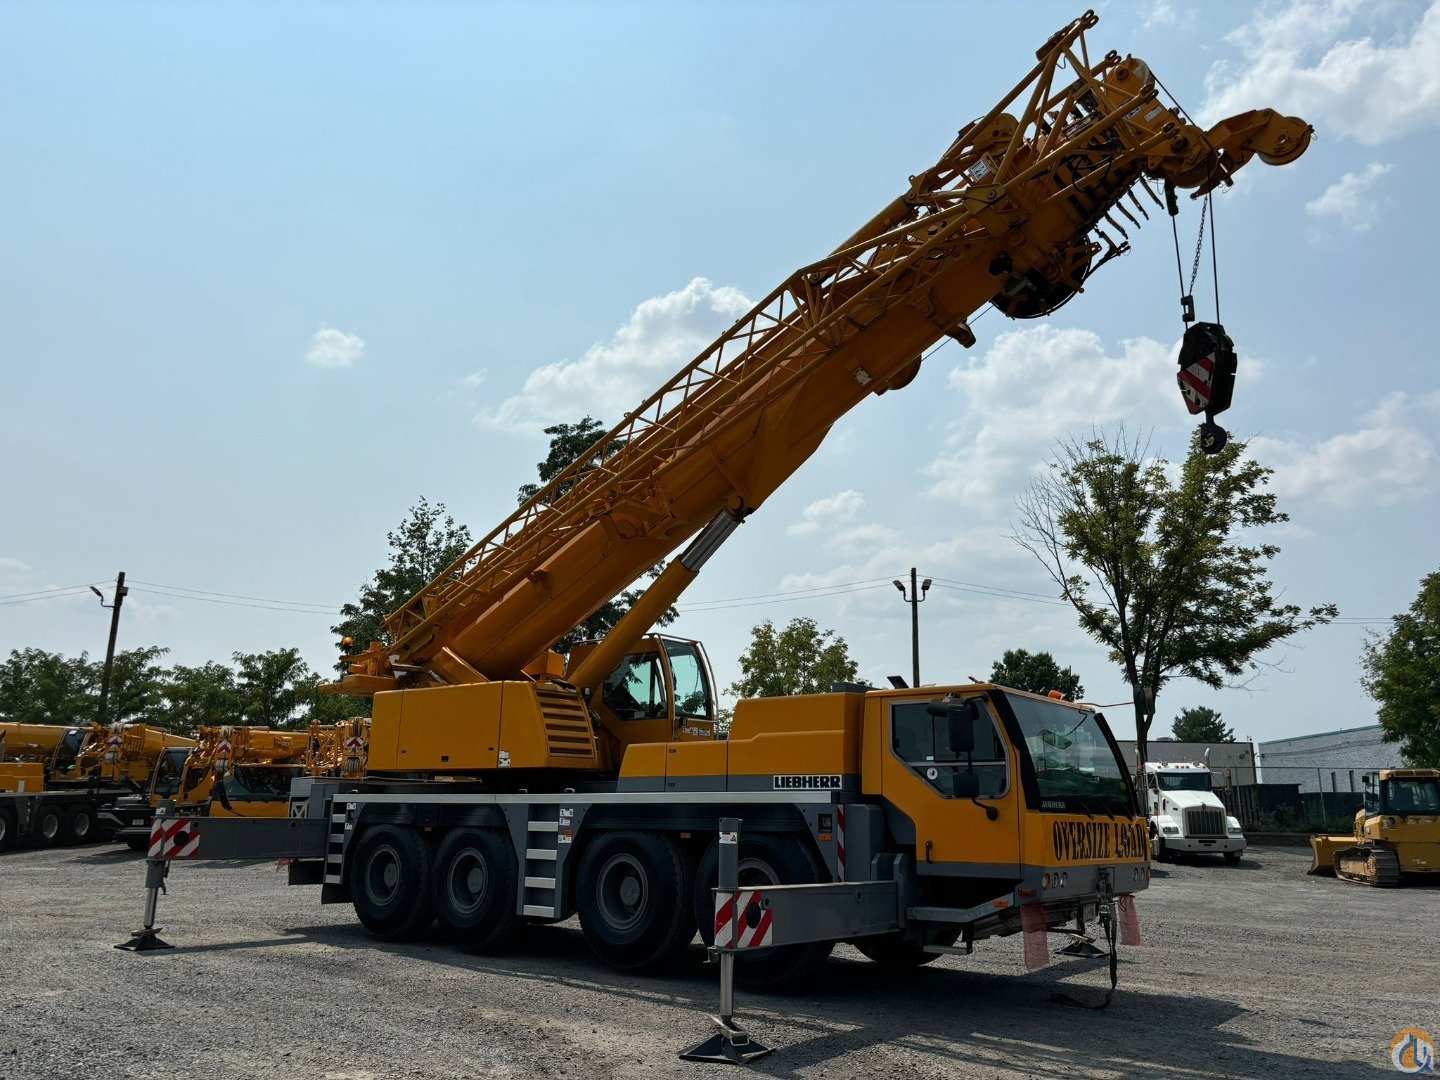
[1256,724,1405,793]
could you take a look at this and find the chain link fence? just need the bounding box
[1214,764,1385,833]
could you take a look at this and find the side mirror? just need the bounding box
[928,698,978,757]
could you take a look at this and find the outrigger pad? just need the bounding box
[1054,935,1107,959]
[680,1018,774,1066]
[115,929,174,953]
[1176,321,1236,417]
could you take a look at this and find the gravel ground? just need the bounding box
[1,843,1436,1078]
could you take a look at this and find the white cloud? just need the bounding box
[1203,1,1440,144]
[475,278,753,434]
[1305,162,1393,229]
[304,325,366,369]
[459,370,487,389]
[1251,392,1440,507]
[923,326,1185,505]
[787,490,866,536]
[0,557,31,579]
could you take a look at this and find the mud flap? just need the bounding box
[1021,904,1050,970]
[1118,894,1141,946]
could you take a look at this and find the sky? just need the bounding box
[2,1,1437,745]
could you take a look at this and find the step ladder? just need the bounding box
[521,805,562,918]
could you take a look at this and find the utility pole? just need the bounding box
[893,568,931,688]
[91,571,128,726]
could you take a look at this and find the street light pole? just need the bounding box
[893,568,932,688]
[91,571,128,726]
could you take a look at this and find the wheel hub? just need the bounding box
[597,853,650,931]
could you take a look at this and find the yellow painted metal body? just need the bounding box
[81,722,196,785]
[307,716,371,778]
[368,681,597,773]
[0,762,46,793]
[1309,769,1440,880]
[619,685,1148,881]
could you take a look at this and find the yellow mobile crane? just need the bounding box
[105,724,363,846]
[0,721,194,849]
[127,12,1309,992]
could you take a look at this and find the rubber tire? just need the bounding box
[124,836,150,852]
[0,805,15,851]
[431,828,522,950]
[576,831,695,971]
[29,804,63,848]
[1154,839,1172,863]
[855,927,960,969]
[693,832,835,988]
[351,825,436,941]
[1223,851,1242,865]
[61,802,96,846]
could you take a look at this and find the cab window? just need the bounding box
[663,640,713,721]
[602,653,669,721]
[890,699,1008,798]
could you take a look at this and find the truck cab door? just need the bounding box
[590,636,719,757]
[878,695,1023,874]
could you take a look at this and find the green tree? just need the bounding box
[517,416,626,506]
[1361,570,1440,767]
[516,417,675,655]
[1170,705,1235,743]
[989,648,1084,699]
[105,645,170,726]
[332,497,473,666]
[159,661,242,733]
[0,648,96,725]
[233,648,314,729]
[728,617,859,700]
[1016,428,1335,772]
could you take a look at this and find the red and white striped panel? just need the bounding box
[147,818,201,859]
[713,889,772,950]
[835,806,846,882]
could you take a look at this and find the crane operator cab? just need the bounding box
[571,634,720,751]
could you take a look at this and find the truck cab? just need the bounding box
[1144,761,1246,864]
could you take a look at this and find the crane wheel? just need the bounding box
[351,825,436,940]
[61,803,96,846]
[855,927,960,970]
[28,805,62,848]
[0,806,15,851]
[431,828,521,950]
[576,831,695,971]
[693,833,835,988]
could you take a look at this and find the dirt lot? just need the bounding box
[0,843,1435,1078]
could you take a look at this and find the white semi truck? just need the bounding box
[1144,762,1246,864]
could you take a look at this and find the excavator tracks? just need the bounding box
[1333,844,1402,887]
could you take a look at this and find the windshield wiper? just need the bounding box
[1070,792,1116,820]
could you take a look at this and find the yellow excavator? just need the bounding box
[1309,769,1440,886]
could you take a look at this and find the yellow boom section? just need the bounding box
[349,11,1308,691]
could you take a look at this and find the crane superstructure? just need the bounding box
[335,10,1309,779]
[129,13,1311,996]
